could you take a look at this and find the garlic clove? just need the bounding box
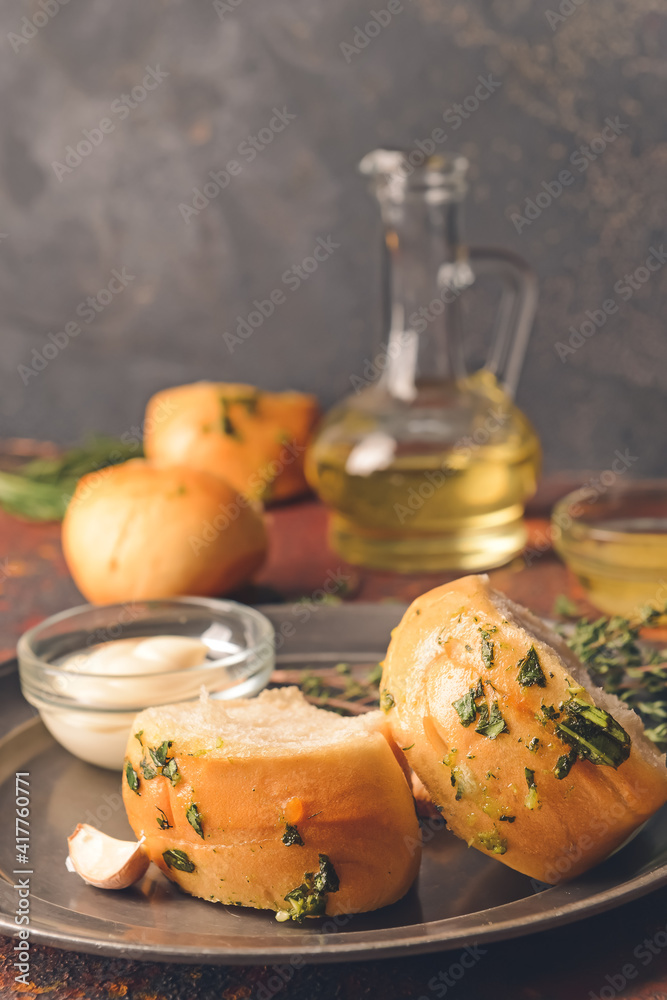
[67,823,149,889]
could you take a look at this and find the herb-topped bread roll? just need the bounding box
[144,382,319,503]
[122,687,420,919]
[381,574,667,884]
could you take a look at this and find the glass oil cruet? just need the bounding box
[306,149,542,572]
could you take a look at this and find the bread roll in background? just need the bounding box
[382,574,667,884]
[144,382,319,503]
[62,459,267,604]
[122,687,421,918]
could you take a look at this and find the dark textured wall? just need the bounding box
[1,0,665,474]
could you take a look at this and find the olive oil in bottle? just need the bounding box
[307,150,541,572]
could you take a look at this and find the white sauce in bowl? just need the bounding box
[39,636,209,770]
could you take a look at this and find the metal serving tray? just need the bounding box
[0,604,665,964]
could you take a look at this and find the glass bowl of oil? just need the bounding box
[552,482,667,616]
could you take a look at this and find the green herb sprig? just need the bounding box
[282,823,304,846]
[558,600,667,753]
[163,849,195,873]
[278,854,339,922]
[186,802,205,838]
[0,436,142,521]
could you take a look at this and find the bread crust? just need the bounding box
[382,574,667,883]
[62,459,267,604]
[122,689,421,916]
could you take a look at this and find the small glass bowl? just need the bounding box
[17,597,275,771]
[551,482,667,617]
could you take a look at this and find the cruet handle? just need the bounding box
[467,247,538,400]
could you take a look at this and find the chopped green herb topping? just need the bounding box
[452,679,485,727]
[380,690,395,712]
[477,829,507,855]
[562,605,667,752]
[280,854,340,922]
[528,737,540,752]
[464,644,473,652]
[524,767,540,810]
[125,761,140,794]
[553,594,579,619]
[162,757,181,786]
[282,823,304,847]
[475,700,509,739]
[499,815,516,823]
[134,730,143,744]
[220,397,242,439]
[156,807,172,830]
[145,741,181,786]
[163,849,195,873]
[149,741,173,768]
[480,630,495,669]
[186,802,204,838]
[401,744,415,751]
[452,689,478,727]
[516,646,547,688]
[556,697,631,769]
[447,767,465,801]
[540,704,560,721]
[239,393,259,415]
[140,757,158,780]
[554,748,578,780]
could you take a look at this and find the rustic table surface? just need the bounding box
[1,474,666,1000]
